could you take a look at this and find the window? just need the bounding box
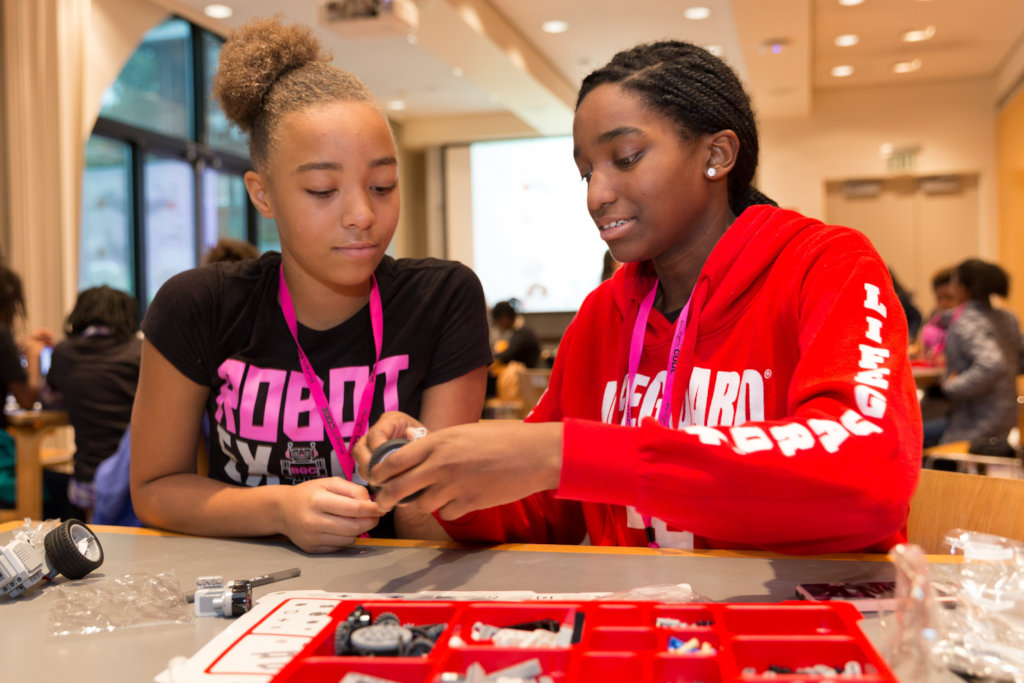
[99,18,192,139]
[80,137,134,293]
[83,16,261,306]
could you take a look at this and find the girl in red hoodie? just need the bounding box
[356,41,922,555]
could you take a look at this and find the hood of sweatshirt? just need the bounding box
[606,204,827,422]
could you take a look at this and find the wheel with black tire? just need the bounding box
[42,519,104,580]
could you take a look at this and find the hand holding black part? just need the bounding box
[368,438,426,503]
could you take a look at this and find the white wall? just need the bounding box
[758,76,999,257]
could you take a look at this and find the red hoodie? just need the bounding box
[441,205,922,555]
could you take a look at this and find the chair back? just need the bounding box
[516,367,552,416]
[908,468,1024,553]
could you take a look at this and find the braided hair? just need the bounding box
[577,41,776,216]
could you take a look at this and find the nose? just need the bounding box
[341,189,374,231]
[586,170,615,214]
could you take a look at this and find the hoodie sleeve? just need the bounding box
[439,319,587,545]
[559,233,921,555]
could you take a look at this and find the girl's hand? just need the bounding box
[277,477,383,553]
[362,421,563,521]
[353,411,428,482]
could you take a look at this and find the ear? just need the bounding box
[705,130,740,180]
[244,170,275,218]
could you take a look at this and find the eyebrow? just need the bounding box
[573,126,644,158]
[293,157,397,174]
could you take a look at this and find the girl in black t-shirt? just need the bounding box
[130,17,490,554]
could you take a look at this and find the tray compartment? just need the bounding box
[304,600,457,657]
[571,651,644,681]
[721,604,851,636]
[437,648,570,680]
[451,602,580,648]
[587,626,658,651]
[652,652,724,682]
[591,602,646,626]
[651,604,717,630]
[654,629,721,655]
[730,636,882,678]
[271,657,431,683]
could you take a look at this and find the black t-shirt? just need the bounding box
[142,252,491,491]
[0,324,27,429]
[47,334,142,482]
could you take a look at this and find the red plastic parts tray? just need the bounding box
[268,599,898,682]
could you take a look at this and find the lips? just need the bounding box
[596,217,634,241]
[599,218,631,231]
[335,243,378,260]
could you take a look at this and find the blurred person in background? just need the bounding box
[46,286,142,520]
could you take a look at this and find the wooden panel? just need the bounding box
[909,468,1024,554]
[997,86,1024,323]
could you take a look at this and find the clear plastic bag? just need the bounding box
[596,583,705,602]
[48,570,192,636]
[928,530,1024,681]
[882,532,1024,681]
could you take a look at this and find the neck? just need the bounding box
[652,213,733,312]
[281,264,372,331]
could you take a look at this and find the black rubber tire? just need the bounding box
[334,620,353,656]
[43,519,104,580]
[404,636,435,657]
[350,624,412,656]
[368,439,409,472]
[374,611,400,626]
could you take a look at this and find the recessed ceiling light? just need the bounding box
[902,26,936,42]
[893,58,922,73]
[759,38,790,55]
[387,99,407,112]
[831,65,855,77]
[541,20,568,34]
[705,44,724,57]
[834,34,859,47]
[684,6,711,20]
[203,3,232,19]
[838,0,864,5]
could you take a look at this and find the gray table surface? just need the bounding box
[0,526,906,682]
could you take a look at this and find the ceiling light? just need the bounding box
[893,58,922,73]
[838,0,864,5]
[834,34,859,47]
[831,65,855,77]
[705,44,724,57]
[902,26,936,42]
[387,99,407,112]
[203,3,232,19]
[541,20,568,34]
[684,7,711,20]
[759,38,790,55]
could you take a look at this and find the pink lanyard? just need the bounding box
[278,266,383,481]
[625,280,691,548]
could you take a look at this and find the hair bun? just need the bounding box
[213,17,329,134]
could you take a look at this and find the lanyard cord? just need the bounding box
[278,266,383,481]
[625,279,691,548]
